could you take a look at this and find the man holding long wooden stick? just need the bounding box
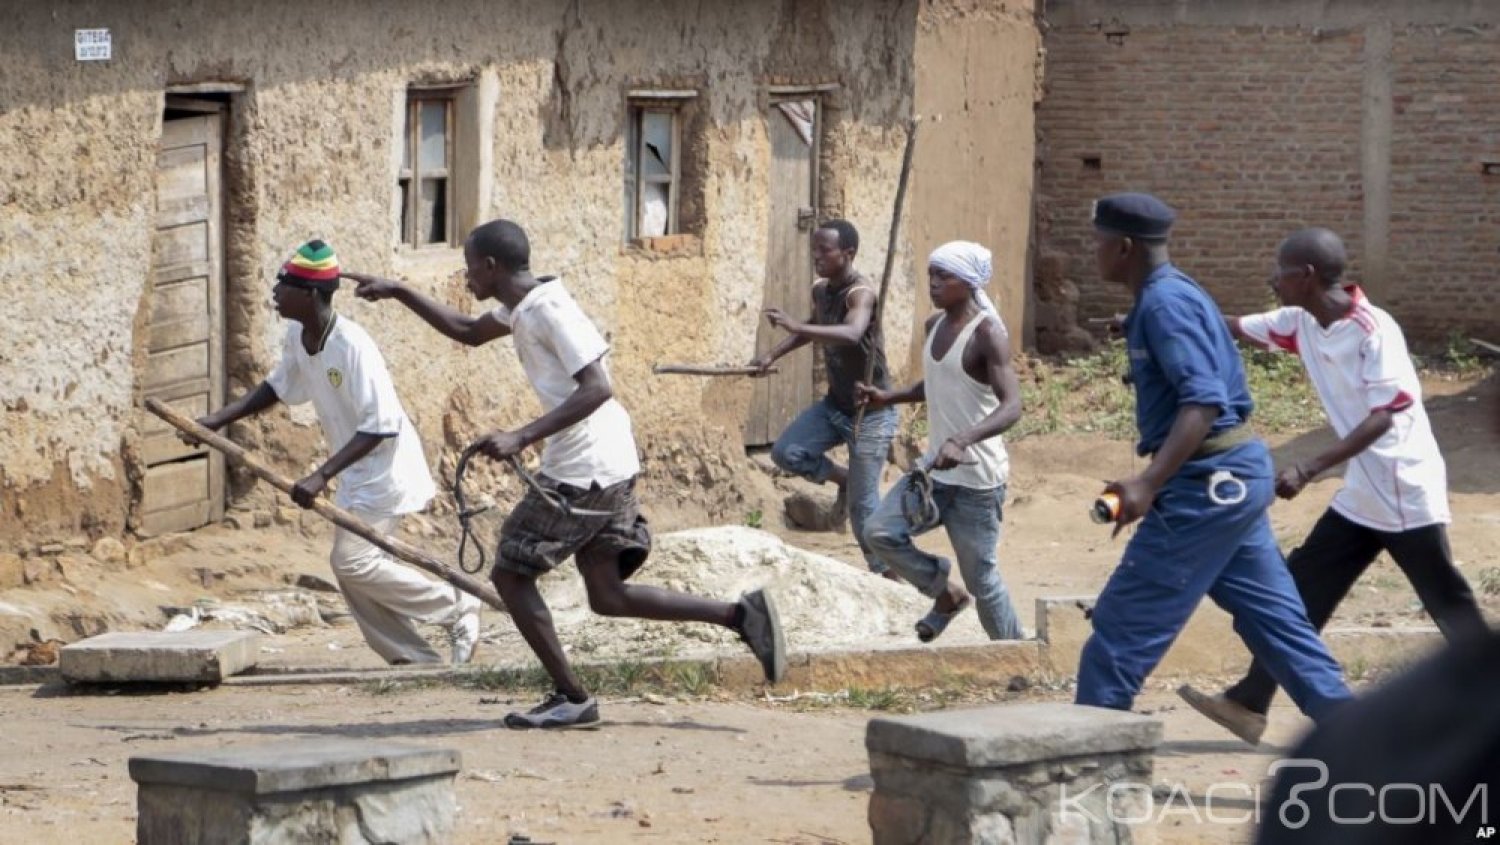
[747,219,900,579]
[191,240,481,666]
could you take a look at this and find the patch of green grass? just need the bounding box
[1011,342,1137,440]
[361,676,443,696]
[1240,349,1320,433]
[1412,332,1490,379]
[1344,655,1371,682]
[845,685,908,711]
[442,659,722,700]
[1008,342,1326,440]
[456,665,553,693]
[744,508,764,529]
[661,661,716,696]
[609,659,652,689]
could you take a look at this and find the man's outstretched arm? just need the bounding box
[345,272,510,347]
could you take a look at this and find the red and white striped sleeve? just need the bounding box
[1236,307,1301,354]
[1360,329,1416,413]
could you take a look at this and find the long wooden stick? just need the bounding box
[653,364,780,377]
[144,397,506,612]
[852,118,920,438]
[1470,337,1500,356]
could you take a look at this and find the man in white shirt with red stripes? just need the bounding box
[1179,227,1488,746]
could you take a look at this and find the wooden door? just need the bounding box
[745,98,818,446]
[138,113,226,535]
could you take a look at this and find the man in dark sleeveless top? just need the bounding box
[748,219,899,578]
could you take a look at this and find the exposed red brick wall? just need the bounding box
[1388,27,1500,339]
[1036,19,1500,345]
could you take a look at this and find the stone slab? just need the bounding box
[867,702,1161,769]
[130,739,460,794]
[59,630,260,683]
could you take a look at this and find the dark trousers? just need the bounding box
[1226,508,1489,714]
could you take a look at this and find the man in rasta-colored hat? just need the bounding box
[191,239,481,665]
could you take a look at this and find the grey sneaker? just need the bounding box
[739,588,787,684]
[1177,685,1267,747]
[448,611,480,666]
[503,691,600,730]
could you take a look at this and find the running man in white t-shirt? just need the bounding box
[1179,228,1488,746]
[194,240,481,666]
[346,219,787,729]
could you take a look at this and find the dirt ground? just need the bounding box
[0,681,1317,845]
[0,372,1495,842]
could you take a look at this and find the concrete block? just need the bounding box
[60,630,260,683]
[131,740,460,845]
[130,739,460,794]
[867,702,1162,769]
[869,791,930,845]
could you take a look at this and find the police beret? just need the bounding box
[1092,193,1176,240]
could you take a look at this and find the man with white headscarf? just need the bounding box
[856,240,1026,642]
[927,240,1001,318]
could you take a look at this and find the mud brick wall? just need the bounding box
[0,0,1041,548]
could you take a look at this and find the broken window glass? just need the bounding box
[400,91,454,247]
[625,103,682,240]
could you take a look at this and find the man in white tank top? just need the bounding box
[858,242,1026,641]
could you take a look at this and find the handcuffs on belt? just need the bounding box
[1206,470,1248,506]
[452,445,613,574]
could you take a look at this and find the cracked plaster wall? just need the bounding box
[0,0,1039,547]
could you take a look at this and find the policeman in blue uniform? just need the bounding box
[1075,193,1351,719]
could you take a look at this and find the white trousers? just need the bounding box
[330,509,477,664]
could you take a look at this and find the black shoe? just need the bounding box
[738,588,787,684]
[503,691,600,730]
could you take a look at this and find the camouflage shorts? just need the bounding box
[495,475,651,581]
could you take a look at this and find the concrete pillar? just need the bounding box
[1361,19,1394,303]
[130,739,461,844]
[866,702,1161,844]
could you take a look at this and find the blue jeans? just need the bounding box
[771,398,897,572]
[863,475,1024,640]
